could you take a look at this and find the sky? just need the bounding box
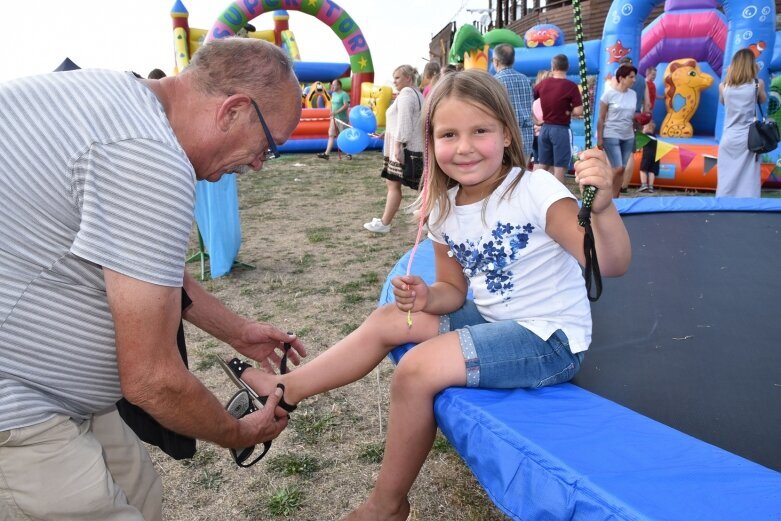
[0,0,490,86]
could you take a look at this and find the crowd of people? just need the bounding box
[0,31,770,521]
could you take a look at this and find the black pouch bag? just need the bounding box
[402,147,424,189]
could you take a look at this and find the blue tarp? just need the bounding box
[381,196,781,520]
[193,175,241,278]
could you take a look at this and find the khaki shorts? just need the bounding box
[329,117,347,137]
[0,407,162,521]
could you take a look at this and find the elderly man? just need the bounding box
[0,38,304,520]
[492,43,534,161]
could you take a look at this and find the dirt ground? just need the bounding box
[151,151,706,520]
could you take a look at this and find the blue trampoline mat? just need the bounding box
[381,196,781,520]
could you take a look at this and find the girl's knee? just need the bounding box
[391,358,428,395]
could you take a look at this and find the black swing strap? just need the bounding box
[573,0,602,301]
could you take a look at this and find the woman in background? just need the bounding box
[597,64,638,197]
[717,48,766,197]
[363,65,424,233]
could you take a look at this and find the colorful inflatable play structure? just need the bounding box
[470,0,779,190]
[170,0,383,155]
[170,0,384,278]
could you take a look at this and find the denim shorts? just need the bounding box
[537,124,573,168]
[441,300,584,388]
[603,137,635,169]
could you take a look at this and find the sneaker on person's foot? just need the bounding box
[648,187,654,193]
[345,154,352,160]
[317,153,329,160]
[620,187,629,194]
[363,218,391,233]
[637,185,648,192]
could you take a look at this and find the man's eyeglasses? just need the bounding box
[250,99,280,161]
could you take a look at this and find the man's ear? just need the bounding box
[216,94,250,132]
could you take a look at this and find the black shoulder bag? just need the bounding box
[747,79,780,158]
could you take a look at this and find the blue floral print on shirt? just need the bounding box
[444,221,535,300]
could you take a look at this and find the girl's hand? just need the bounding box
[574,148,616,213]
[391,275,429,312]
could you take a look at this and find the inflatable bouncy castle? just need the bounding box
[479,0,778,190]
[171,0,384,154]
[598,0,777,190]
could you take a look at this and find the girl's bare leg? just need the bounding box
[240,304,440,406]
[345,332,467,521]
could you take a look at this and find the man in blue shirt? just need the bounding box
[493,43,534,162]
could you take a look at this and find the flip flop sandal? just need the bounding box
[222,343,297,467]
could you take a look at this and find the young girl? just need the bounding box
[239,70,630,520]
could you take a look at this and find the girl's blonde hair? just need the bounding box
[535,69,550,84]
[421,69,526,227]
[724,48,757,86]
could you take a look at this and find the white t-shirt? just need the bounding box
[428,168,591,352]
[601,88,637,140]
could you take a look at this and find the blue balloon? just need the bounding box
[337,127,370,155]
[349,105,377,133]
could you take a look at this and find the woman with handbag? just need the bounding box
[364,64,424,234]
[717,48,766,197]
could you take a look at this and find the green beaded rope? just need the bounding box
[573,0,598,226]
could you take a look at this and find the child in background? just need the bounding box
[531,70,550,164]
[237,70,631,520]
[638,120,659,193]
[421,61,442,97]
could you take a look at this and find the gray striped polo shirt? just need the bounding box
[0,69,196,431]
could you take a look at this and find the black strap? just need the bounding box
[579,208,603,301]
[578,195,603,302]
[280,342,291,375]
[754,79,765,118]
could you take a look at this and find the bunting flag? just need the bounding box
[655,139,677,162]
[678,148,698,171]
[703,155,718,174]
[635,132,652,149]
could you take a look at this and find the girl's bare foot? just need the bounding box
[342,496,410,521]
[238,366,282,399]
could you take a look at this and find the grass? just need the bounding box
[358,442,385,464]
[193,469,224,491]
[266,453,322,478]
[291,410,340,445]
[267,485,305,516]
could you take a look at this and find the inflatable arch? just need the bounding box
[206,0,374,109]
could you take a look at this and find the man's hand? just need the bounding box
[236,386,289,447]
[232,323,306,373]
